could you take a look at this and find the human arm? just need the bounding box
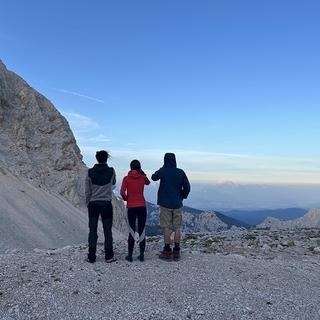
[181,171,191,199]
[151,169,161,181]
[112,168,116,185]
[144,175,150,185]
[120,177,128,201]
[112,168,116,190]
[85,173,92,206]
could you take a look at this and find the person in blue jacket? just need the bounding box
[151,153,190,260]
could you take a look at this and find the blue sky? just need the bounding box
[1,0,320,184]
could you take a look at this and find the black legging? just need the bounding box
[127,206,147,255]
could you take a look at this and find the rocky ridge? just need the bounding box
[146,203,248,236]
[257,208,320,230]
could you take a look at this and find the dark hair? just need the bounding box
[96,150,109,163]
[130,159,141,171]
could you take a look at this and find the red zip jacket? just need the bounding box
[120,170,150,208]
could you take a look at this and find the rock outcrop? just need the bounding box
[146,202,248,235]
[257,208,320,230]
[0,60,86,207]
[0,60,126,252]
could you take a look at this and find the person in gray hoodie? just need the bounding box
[151,153,190,260]
[85,150,116,263]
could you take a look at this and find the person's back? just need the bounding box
[121,169,149,208]
[151,153,190,260]
[120,160,150,262]
[151,153,190,209]
[87,163,115,203]
[85,150,116,263]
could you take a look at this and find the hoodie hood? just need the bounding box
[128,170,143,179]
[163,153,177,168]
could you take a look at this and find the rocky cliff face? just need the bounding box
[0,60,127,251]
[257,208,320,230]
[0,60,86,207]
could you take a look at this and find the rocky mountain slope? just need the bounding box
[222,208,307,226]
[146,202,249,235]
[1,229,319,320]
[0,60,126,252]
[258,208,320,230]
[0,60,86,207]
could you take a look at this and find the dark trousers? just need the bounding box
[88,201,113,260]
[127,206,147,255]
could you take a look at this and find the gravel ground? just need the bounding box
[0,239,320,320]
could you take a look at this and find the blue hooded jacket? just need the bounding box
[151,153,190,209]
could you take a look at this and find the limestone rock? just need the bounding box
[0,60,127,251]
[0,60,85,207]
[257,208,320,230]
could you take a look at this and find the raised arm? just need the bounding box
[151,169,161,181]
[145,175,151,185]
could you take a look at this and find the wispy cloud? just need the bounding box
[78,134,112,143]
[63,112,99,132]
[54,88,105,104]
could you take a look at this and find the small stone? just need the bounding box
[313,247,320,254]
[196,310,205,315]
[262,244,271,253]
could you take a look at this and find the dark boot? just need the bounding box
[138,251,144,262]
[173,248,181,261]
[159,247,172,260]
[88,246,96,263]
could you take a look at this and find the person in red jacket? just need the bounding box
[120,159,150,262]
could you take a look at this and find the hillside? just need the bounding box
[258,208,320,230]
[0,166,125,253]
[222,208,307,226]
[0,60,126,252]
[1,229,319,319]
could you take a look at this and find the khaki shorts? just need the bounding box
[160,206,183,229]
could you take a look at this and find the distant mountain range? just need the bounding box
[146,202,250,236]
[221,208,308,226]
[257,208,320,230]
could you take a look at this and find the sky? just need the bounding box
[1,0,320,186]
